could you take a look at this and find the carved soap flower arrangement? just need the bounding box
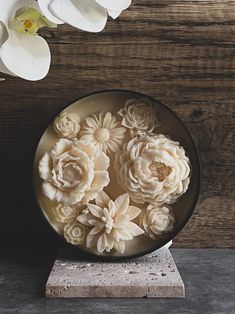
[0,0,132,81]
[38,97,191,256]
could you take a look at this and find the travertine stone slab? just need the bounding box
[46,248,184,298]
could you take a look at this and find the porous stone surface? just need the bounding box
[46,248,185,298]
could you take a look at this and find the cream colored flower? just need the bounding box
[140,205,175,240]
[77,192,144,254]
[64,221,86,245]
[118,98,160,135]
[80,112,126,153]
[53,203,81,223]
[54,111,81,139]
[115,133,190,205]
[39,138,110,205]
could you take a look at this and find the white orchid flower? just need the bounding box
[38,0,132,33]
[0,0,56,81]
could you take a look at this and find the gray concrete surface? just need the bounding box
[0,249,234,313]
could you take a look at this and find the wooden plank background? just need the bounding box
[0,0,234,249]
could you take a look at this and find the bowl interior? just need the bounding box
[34,90,200,259]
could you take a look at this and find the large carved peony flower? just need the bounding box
[80,112,126,153]
[77,192,144,254]
[118,98,160,135]
[64,221,86,245]
[140,205,175,240]
[115,133,190,205]
[53,203,81,223]
[54,111,81,139]
[39,138,110,205]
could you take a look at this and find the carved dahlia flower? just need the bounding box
[64,221,86,245]
[39,138,110,205]
[114,133,190,205]
[140,205,175,240]
[54,111,81,139]
[80,112,126,153]
[77,192,144,254]
[118,98,160,135]
[53,203,81,224]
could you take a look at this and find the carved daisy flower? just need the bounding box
[77,192,144,254]
[80,112,126,153]
[140,205,175,240]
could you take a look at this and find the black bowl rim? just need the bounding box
[32,89,201,261]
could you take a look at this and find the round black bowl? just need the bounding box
[33,89,200,261]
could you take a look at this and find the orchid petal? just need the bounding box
[0,30,50,81]
[0,58,15,76]
[38,0,64,24]
[108,10,122,19]
[95,0,131,12]
[49,0,108,32]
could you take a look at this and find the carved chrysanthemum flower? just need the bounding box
[77,192,144,254]
[64,221,86,245]
[115,133,190,205]
[54,111,81,139]
[80,112,126,153]
[118,98,160,135]
[53,203,81,224]
[140,205,175,240]
[38,138,110,205]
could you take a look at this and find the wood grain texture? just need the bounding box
[0,0,234,248]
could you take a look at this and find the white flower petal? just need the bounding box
[108,10,122,19]
[93,150,110,171]
[126,206,141,220]
[113,240,125,254]
[77,214,92,226]
[127,222,144,237]
[114,193,129,215]
[87,204,103,218]
[38,152,51,180]
[95,191,110,208]
[97,233,107,253]
[49,0,108,32]
[38,0,64,24]
[0,31,50,81]
[95,0,131,12]
[0,21,15,76]
[86,233,97,248]
[0,58,15,76]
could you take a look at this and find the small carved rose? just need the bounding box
[54,111,81,139]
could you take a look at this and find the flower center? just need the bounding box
[95,128,110,142]
[101,213,113,234]
[149,161,171,181]
[63,164,81,184]
[10,7,57,35]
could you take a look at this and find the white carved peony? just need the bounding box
[115,133,190,205]
[140,205,175,240]
[80,111,126,153]
[77,192,144,254]
[39,138,110,205]
[118,98,160,135]
[54,203,81,223]
[54,111,81,139]
[64,221,86,245]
